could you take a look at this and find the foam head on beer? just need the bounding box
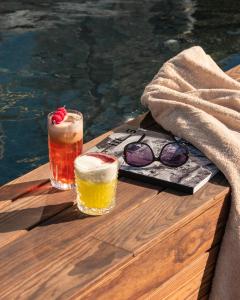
[74,152,119,183]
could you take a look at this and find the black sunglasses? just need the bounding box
[123,134,189,168]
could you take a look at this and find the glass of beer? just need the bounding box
[74,152,119,215]
[48,108,83,190]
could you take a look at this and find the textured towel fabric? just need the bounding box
[141,46,240,300]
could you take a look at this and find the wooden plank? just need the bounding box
[38,178,160,241]
[0,179,159,298]
[0,175,227,297]
[0,183,75,248]
[81,197,228,300]
[94,174,229,254]
[0,237,132,300]
[0,176,159,249]
[148,246,219,300]
[0,163,50,210]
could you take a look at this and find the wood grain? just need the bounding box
[0,163,50,210]
[82,197,228,300]
[0,237,132,300]
[0,175,159,249]
[94,174,229,254]
[0,179,159,298]
[148,247,219,300]
[0,183,75,248]
[42,177,160,229]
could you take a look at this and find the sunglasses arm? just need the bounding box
[136,134,146,143]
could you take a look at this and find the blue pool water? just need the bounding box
[0,0,240,185]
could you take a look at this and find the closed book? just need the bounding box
[89,125,218,194]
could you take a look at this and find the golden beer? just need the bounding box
[74,152,119,215]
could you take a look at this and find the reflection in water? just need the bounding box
[0,0,239,184]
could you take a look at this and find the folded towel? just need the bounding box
[141,46,240,300]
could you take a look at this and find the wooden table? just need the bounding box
[0,65,239,300]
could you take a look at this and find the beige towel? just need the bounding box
[141,46,240,300]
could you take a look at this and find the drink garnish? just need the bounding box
[55,110,65,119]
[57,107,67,116]
[52,106,67,124]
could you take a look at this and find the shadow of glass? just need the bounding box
[39,204,99,227]
[0,179,64,201]
[0,202,74,233]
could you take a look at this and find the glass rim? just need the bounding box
[74,152,119,178]
[75,151,119,164]
[48,109,83,120]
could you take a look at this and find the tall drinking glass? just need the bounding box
[74,152,119,215]
[48,109,83,190]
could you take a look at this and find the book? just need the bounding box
[89,125,219,194]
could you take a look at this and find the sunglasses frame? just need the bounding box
[123,134,189,168]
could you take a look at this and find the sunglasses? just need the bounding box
[123,134,189,168]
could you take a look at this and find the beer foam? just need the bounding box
[48,112,83,144]
[74,153,119,183]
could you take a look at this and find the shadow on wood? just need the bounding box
[0,203,73,232]
[0,179,50,201]
[196,188,230,299]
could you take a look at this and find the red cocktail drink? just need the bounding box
[48,109,83,190]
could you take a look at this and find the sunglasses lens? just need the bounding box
[124,143,154,167]
[160,143,188,167]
